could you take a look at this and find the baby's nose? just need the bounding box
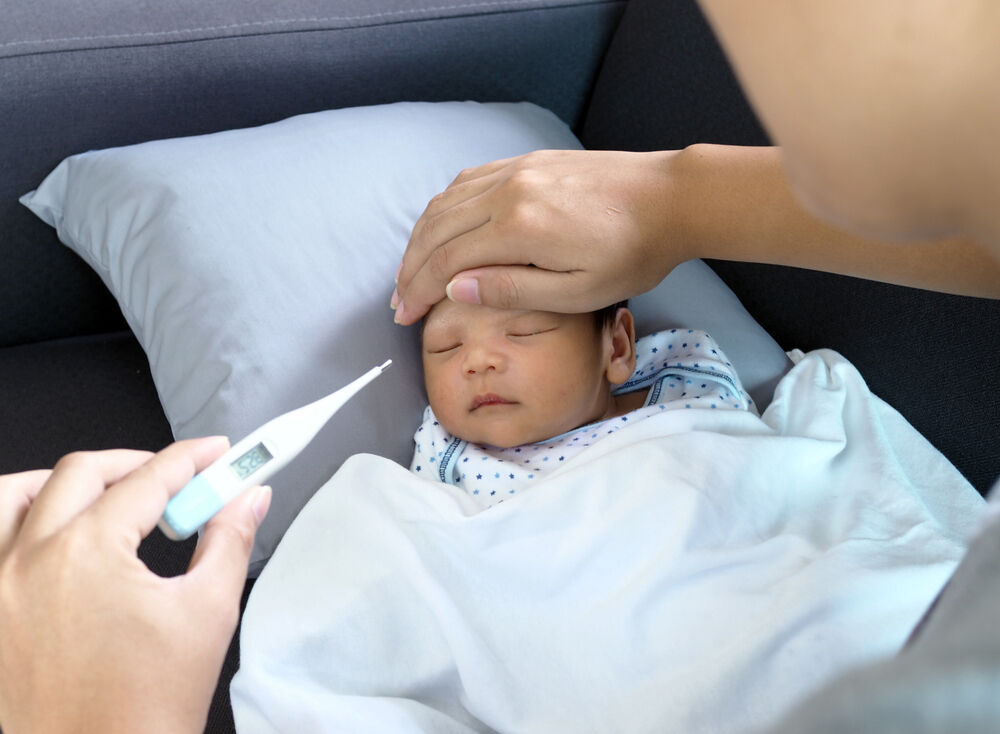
[462,343,506,375]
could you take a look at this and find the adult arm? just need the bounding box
[0,439,271,734]
[393,145,1000,325]
[672,144,1000,297]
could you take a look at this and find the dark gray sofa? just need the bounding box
[2,1,997,731]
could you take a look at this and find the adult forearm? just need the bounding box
[673,144,1000,299]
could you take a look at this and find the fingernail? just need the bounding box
[390,287,400,310]
[446,277,480,304]
[204,435,231,450]
[393,300,406,324]
[252,485,272,524]
[394,264,402,284]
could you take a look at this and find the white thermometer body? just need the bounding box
[158,360,391,541]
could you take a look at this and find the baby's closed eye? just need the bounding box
[506,315,560,338]
[508,327,557,338]
[426,342,461,354]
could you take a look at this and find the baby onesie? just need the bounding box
[410,329,754,510]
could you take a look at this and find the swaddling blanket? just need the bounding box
[232,349,984,734]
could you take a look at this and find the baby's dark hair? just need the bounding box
[594,300,629,332]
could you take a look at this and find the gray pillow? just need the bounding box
[21,101,789,574]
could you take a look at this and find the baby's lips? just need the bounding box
[470,393,516,410]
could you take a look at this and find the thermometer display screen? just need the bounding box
[230,442,274,480]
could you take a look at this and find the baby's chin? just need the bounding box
[466,429,535,450]
[481,434,535,450]
[454,417,587,450]
[438,417,542,449]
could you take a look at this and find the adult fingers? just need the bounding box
[0,470,51,556]
[396,184,496,307]
[91,437,230,550]
[18,450,153,545]
[185,484,270,619]
[450,155,517,185]
[444,265,608,314]
[394,221,534,324]
[396,170,505,304]
[438,155,517,196]
[395,154,532,307]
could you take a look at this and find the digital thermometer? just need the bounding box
[158,359,392,541]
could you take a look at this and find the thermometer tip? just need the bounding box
[379,359,392,372]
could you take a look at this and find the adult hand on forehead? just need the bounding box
[393,149,687,325]
[0,438,271,734]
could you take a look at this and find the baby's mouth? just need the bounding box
[470,393,517,411]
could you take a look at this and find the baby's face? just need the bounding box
[422,300,616,448]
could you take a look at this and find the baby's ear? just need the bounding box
[605,308,637,385]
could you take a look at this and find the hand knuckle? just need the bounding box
[54,451,93,473]
[427,190,449,210]
[454,166,477,183]
[53,519,95,561]
[507,167,537,192]
[520,149,545,165]
[494,271,522,309]
[503,199,537,234]
[419,212,441,243]
[132,455,179,501]
[426,243,453,282]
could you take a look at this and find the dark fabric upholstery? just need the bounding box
[581,0,769,150]
[0,330,173,472]
[581,0,1000,494]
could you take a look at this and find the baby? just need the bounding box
[411,298,754,509]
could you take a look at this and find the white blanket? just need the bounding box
[231,350,985,734]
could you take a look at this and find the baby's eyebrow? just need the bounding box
[505,312,560,327]
[421,318,461,344]
[420,310,451,336]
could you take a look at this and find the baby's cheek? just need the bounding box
[550,367,606,418]
[428,388,452,416]
[427,388,464,433]
[550,372,589,402]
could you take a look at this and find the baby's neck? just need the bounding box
[605,387,649,421]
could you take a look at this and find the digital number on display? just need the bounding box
[230,442,274,480]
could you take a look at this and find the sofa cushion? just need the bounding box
[0,331,173,472]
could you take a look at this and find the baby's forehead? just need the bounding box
[424,300,540,326]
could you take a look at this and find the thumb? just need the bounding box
[447,265,592,313]
[186,485,270,596]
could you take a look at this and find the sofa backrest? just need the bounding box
[581,0,769,151]
[1,0,626,348]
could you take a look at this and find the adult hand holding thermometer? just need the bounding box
[159,360,392,540]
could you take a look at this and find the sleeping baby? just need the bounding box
[411,298,755,508]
